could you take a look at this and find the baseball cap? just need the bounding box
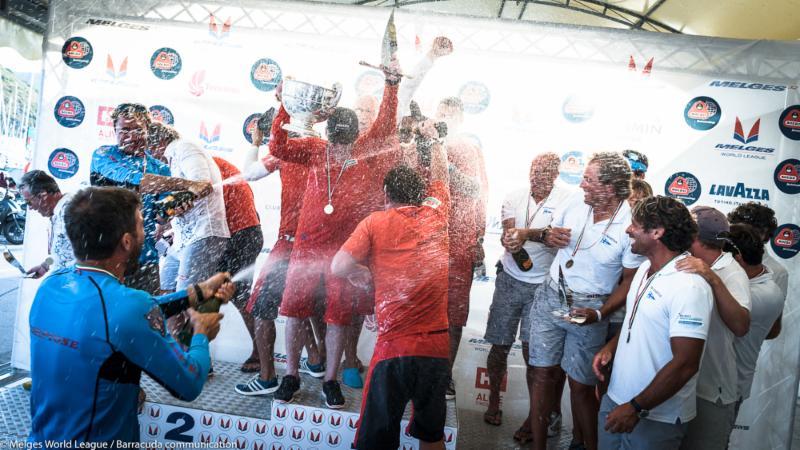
[622,150,648,174]
[326,107,359,145]
[692,206,730,242]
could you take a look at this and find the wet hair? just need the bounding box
[148,122,180,149]
[19,170,60,195]
[111,102,150,128]
[632,195,697,253]
[588,152,632,200]
[727,223,764,266]
[622,149,649,176]
[65,187,141,260]
[727,202,778,244]
[630,179,653,198]
[439,97,464,113]
[384,165,425,206]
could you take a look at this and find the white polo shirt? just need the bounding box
[696,251,752,404]
[499,185,572,284]
[734,267,784,400]
[608,254,713,424]
[548,190,645,295]
[762,252,788,301]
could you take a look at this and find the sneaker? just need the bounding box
[547,411,562,438]
[299,359,326,378]
[342,367,363,389]
[273,375,300,404]
[445,379,456,400]
[235,376,279,396]
[322,380,345,409]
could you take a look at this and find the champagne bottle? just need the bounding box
[177,296,221,348]
[512,248,533,272]
[155,191,196,219]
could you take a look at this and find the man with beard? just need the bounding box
[271,60,401,408]
[28,187,234,443]
[20,170,75,276]
[90,103,171,294]
[594,196,712,449]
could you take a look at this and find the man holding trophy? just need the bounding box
[269,58,402,408]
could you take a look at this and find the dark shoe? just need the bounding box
[299,359,326,378]
[273,375,300,404]
[322,380,345,409]
[445,379,456,400]
[547,411,562,438]
[235,376,279,396]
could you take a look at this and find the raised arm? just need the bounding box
[269,105,320,165]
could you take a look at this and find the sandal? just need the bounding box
[483,409,502,426]
[240,356,260,373]
[513,425,533,444]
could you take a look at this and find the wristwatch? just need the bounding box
[630,398,649,418]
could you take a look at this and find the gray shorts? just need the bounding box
[160,236,229,291]
[529,279,608,385]
[125,262,160,295]
[679,397,735,450]
[598,395,688,450]
[250,258,290,321]
[484,268,539,346]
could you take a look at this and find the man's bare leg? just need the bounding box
[324,324,347,382]
[343,316,364,370]
[569,377,599,450]
[255,319,277,381]
[485,344,510,423]
[530,366,561,450]
[284,317,305,377]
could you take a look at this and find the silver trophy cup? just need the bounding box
[281,79,342,137]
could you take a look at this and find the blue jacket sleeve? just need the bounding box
[111,290,210,401]
[155,290,191,318]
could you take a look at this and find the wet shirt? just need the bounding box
[90,145,170,264]
[446,136,488,256]
[29,265,210,443]
[49,193,75,270]
[341,181,450,362]
[269,84,399,253]
[608,254,713,424]
[213,157,261,234]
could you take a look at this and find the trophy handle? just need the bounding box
[329,82,343,108]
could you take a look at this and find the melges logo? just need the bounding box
[329,413,342,428]
[444,430,455,444]
[684,96,721,130]
[475,367,507,391]
[250,58,282,92]
[708,182,770,206]
[292,409,305,423]
[149,105,174,125]
[709,80,786,92]
[327,432,341,446]
[254,421,267,435]
[713,117,774,160]
[290,426,304,442]
[146,424,159,437]
[628,56,653,76]
[199,122,232,151]
[150,47,182,80]
[217,434,230,446]
[237,419,249,432]
[235,437,248,450]
[209,15,232,39]
[664,172,701,206]
[771,224,800,259]
[274,405,288,420]
[148,405,161,418]
[779,105,800,141]
[54,96,85,128]
[458,81,491,114]
[62,37,93,68]
[106,54,128,80]
[271,424,284,438]
[48,148,80,180]
[219,416,232,430]
[774,159,800,194]
[199,432,212,443]
[355,70,384,97]
[562,94,594,123]
[270,445,283,450]
[309,429,322,444]
[310,410,324,425]
[347,416,358,431]
[559,151,585,185]
[252,440,265,450]
[201,413,214,428]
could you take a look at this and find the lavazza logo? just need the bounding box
[714,116,775,160]
[708,182,770,207]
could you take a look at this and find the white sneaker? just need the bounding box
[299,359,326,378]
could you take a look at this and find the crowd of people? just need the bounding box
[22,40,789,450]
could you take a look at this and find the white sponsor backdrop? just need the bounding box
[11,0,800,448]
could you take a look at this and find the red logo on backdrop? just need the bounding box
[271,424,284,438]
[199,432,212,443]
[309,429,322,443]
[475,367,507,391]
[217,435,230,446]
[327,432,341,446]
[687,100,716,120]
[237,419,249,432]
[65,41,89,58]
[147,424,159,437]
[274,406,288,420]
[106,54,128,79]
[201,413,214,427]
[97,106,114,126]
[235,437,247,449]
[254,421,267,435]
[148,406,161,418]
[290,426,304,442]
[209,15,232,39]
[292,409,305,423]
[347,416,358,431]
[669,177,692,196]
[311,411,324,425]
[219,416,232,430]
[199,122,221,144]
[775,228,800,248]
[329,413,342,428]
[252,441,265,450]
[189,70,207,97]
[153,51,176,70]
[733,117,760,144]
[270,445,283,450]
[628,56,654,75]
[783,109,800,130]
[778,163,799,183]
[58,101,80,118]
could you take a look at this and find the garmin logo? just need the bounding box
[709,80,786,92]
[709,183,770,201]
[86,18,149,30]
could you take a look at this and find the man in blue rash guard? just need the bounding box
[28,186,234,443]
[90,103,171,294]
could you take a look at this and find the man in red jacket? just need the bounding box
[271,60,401,408]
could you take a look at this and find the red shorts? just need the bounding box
[279,247,373,325]
[447,257,473,327]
